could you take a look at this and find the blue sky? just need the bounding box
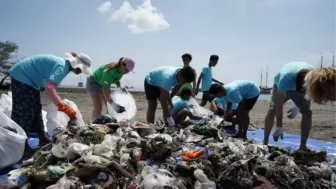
[0,0,335,89]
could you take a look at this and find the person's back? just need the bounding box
[9,54,68,89]
[171,96,189,115]
[274,62,314,92]
[146,66,180,91]
[224,80,260,103]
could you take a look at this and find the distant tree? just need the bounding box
[0,41,19,86]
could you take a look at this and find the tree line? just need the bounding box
[0,41,19,87]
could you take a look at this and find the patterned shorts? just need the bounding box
[11,78,44,134]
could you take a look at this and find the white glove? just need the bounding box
[272,127,284,142]
[120,85,128,93]
[167,117,175,127]
[287,106,299,119]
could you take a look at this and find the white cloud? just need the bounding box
[110,0,169,34]
[97,1,112,14]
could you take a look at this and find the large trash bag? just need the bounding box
[44,99,85,139]
[0,111,27,169]
[0,93,12,117]
[107,88,137,122]
[188,98,213,117]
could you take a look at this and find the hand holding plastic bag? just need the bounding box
[287,106,299,119]
[167,117,175,127]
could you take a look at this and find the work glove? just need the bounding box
[111,102,126,113]
[272,127,284,142]
[167,117,175,127]
[182,148,206,161]
[287,106,300,119]
[58,102,77,119]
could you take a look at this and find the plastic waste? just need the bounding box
[0,93,12,117]
[93,135,121,159]
[0,111,28,169]
[188,98,213,116]
[44,99,84,139]
[66,143,90,161]
[107,88,137,123]
[141,168,175,189]
[7,168,30,188]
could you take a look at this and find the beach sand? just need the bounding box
[35,88,336,142]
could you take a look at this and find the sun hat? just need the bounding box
[65,52,92,75]
[121,57,135,72]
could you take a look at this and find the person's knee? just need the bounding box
[300,108,312,117]
[267,103,276,115]
[147,101,157,111]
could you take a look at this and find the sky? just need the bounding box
[0,0,335,89]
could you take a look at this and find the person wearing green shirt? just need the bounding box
[178,53,196,96]
[86,57,135,121]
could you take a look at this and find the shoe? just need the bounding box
[272,127,284,142]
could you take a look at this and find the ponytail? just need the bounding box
[104,57,124,72]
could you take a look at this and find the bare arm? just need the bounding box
[275,92,286,127]
[170,84,182,99]
[192,69,197,91]
[196,73,204,95]
[103,87,113,104]
[159,89,171,119]
[187,112,202,120]
[209,100,218,114]
[212,78,223,85]
[224,102,232,118]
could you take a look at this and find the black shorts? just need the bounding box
[243,95,259,110]
[144,79,161,100]
[215,106,225,116]
[202,90,215,102]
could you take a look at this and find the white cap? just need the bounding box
[65,52,92,75]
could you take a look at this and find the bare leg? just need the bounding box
[264,105,276,145]
[89,92,103,121]
[147,100,157,123]
[174,108,188,124]
[241,110,250,139]
[300,110,312,150]
[101,92,108,114]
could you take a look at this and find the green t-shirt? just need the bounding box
[93,65,123,88]
[178,82,193,95]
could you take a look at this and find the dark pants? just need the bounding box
[11,78,44,134]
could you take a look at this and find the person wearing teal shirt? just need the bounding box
[177,53,196,96]
[264,62,316,150]
[209,80,260,139]
[171,88,208,124]
[195,55,223,107]
[9,52,92,157]
[210,97,238,128]
[144,66,196,126]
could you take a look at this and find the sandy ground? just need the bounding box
[36,88,336,142]
[2,88,335,142]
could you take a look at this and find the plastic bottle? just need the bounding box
[27,133,39,150]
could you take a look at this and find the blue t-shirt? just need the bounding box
[214,97,238,112]
[9,54,70,90]
[224,80,260,104]
[145,66,180,92]
[171,96,190,115]
[201,66,212,91]
[274,62,314,92]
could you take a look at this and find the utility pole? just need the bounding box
[320,53,323,68]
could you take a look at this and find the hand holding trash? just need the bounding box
[58,102,76,119]
[287,106,299,119]
[272,127,284,142]
[111,102,126,113]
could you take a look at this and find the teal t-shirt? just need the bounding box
[224,80,260,104]
[171,96,190,115]
[274,62,314,92]
[145,66,180,91]
[9,54,70,89]
[201,66,212,91]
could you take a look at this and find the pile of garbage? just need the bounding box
[3,114,336,189]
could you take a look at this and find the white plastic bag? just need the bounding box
[107,88,137,122]
[188,98,214,117]
[0,111,28,169]
[44,99,84,138]
[0,93,12,117]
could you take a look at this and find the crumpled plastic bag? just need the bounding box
[188,98,214,117]
[0,111,28,169]
[45,99,85,139]
[0,93,12,117]
[141,167,175,189]
[107,88,137,122]
[66,143,90,161]
[93,134,121,159]
[46,176,83,189]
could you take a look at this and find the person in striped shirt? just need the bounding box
[9,52,92,155]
